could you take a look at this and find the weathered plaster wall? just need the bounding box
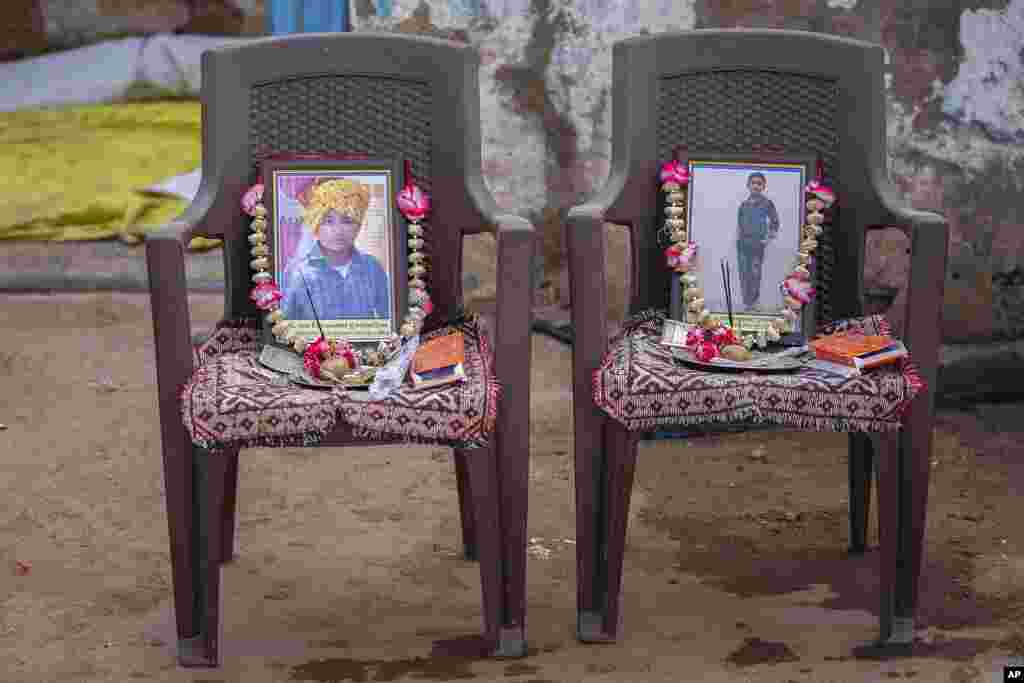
[352,0,1024,342]
[33,0,1024,341]
[879,0,1024,341]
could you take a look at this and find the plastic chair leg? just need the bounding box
[848,433,874,554]
[221,448,240,564]
[454,449,477,561]
[177,448,228,668]
[877,398,934,647]
[874,426,928,648]
[465,445,526,657]
[578,419,639,643]
[161,423,198,650]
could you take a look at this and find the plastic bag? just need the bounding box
[367,335,420,400]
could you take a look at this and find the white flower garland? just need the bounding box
[241,167,434,370]
[659,159,836,352]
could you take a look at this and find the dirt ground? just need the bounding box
[1,290,1023,683]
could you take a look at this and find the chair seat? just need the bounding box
[181,317,501,452]
[593,312,925,434]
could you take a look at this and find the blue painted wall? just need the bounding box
[267,0,350,34]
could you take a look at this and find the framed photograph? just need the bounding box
[260,156,407,346]
[678,152,816,338]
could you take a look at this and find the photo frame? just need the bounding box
[260,156,408,347]
[669,152,817,339]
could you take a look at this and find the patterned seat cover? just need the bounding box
[181,317,501,452]
[593,312,925,434]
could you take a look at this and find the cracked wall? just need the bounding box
[880,0,1024,341]
[350,0,1024,342]
[351,0,697,309]
[351,0,1024,342]
[39,0,1022,341]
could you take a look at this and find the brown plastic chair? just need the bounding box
[567,29,948,647]
[145,33,533,667]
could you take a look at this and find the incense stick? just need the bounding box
[727,261,735,328]
[721,259,734,329]
[299,270,327,341]
[728,261,735,327]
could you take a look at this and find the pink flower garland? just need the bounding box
[684,323,741,362]
[302,337,357,379]
[250,281,282,310]
[240,159,436,371]
[658,157,836,352]
[302,336,330,378]
[241,183,264,216]
[396,180,430,220]
[659,159,690,186]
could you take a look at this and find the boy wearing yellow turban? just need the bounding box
[281,178,391,321]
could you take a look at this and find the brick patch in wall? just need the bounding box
[0,0,47,59]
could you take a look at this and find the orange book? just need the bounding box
[810,332,907,371]
[810,332,891,363]
[413,332,465,374]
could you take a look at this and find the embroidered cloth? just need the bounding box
[182,317,501,452]
[593,311,925,433]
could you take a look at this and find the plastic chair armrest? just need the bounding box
[868,175,950,392]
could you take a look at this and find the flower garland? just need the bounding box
[659,158,836,360]
[241,160,434,381]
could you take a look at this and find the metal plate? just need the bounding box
[259,344,306,375]
[289,368,376,390]
[671,347,809,373]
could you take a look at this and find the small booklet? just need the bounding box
[410,331,466,389]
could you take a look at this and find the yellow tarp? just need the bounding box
[0,100,221,250]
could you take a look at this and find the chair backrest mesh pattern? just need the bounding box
[249,75,433,191]
[657,69,840,326]
[219,74,436,319]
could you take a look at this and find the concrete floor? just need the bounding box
[0,290,1022,682]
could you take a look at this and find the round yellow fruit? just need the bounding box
[720,345,753,362]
